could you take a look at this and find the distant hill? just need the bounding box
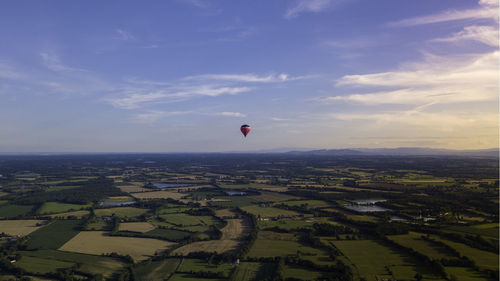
[286,147,499,157]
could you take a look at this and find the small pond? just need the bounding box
[99,201,135,207]
[225,191,247,196]
[344,204,390,212]
[350,199,386,205]
[153,183,194,188]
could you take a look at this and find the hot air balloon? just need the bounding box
[240,124,251,137]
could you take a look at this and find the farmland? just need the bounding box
[19,249,126,278]
[59,231,177,261]
[37,201,91,214]
[26,220,81,250]
[0,219,46,236]
[333,239,434,280]
[241,205,299,218]
[0,154,496,281]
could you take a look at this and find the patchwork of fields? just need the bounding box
[59,231,177,261]
[0,155,497,281]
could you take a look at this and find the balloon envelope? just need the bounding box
[240,124,251,137]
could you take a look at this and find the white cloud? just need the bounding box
[114,29,135,41]
[40,53,86,72]
[108,92,168,109]
[388,0,498,26]
[433,25,499,47]
[108,86,251,109]
[326,51,498,105]
[218,112,246,117]
[181,0,210,9]
[132,110,194,125]
[331,110,499,133]
[271,117,291,121]
[184,73,295,83]
[285,0,341,19]
[0,62,22,79]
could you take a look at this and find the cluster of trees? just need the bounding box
[8,177,124,205]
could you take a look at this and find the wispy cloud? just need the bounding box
[40,53,86,72]
[285,0,345,19]
[388,0,498,27]
[184,73,301,83]
[271,117,291,121]
[114,29,135,41]
[0,62,23,79]
[331,110,499,133]
[433,25,499,47]
[132,110,194,125]
[180,0,210,9]
[218,111,246,117]
[108,86,251,109]
[200,25,257,42]
[323,51,498,105]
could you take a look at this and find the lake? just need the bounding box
[153,182,194,188]
[350,199,386,205]
[344,204,390,212]
[225,191,247,196]
[99,201,135,207]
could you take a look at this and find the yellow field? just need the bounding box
[221,218,250,240]
[0,220,46,236]
[106,196,135,202]
[118,186,149,193]
[171,239,240,255]
[249,191,299,202]
[59,231,176,261]
[171,218,249,255]
[215,208,237,218]
[118,222,155,233]
[48,210,90,218]
[131,191,188,200]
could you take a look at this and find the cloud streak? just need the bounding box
[184,73,298,83]
[285,0,343,19]
[325,51,498,105]
[108,86,251,109]
[388,0,498,26]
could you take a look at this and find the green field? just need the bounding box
[49,210,90,218]
[443,224,499,239]
[168,273,224,281]
[37,201,91,214]
[247,234,329,262]
[431,236,499,271]
[177,258,233,277]
[333,239,436,281]
[144,228,192,240]
[275,200,330,208]
[158,206,192,214]
[0,204,33,218]
[230,262,274,281]
[134,258,181,281]
[159,213,217,226]
[444,267,489,281]
[281,265,323,280]
[26,220,81,250]
[19,249,125,278]
[44,185,79,192]
[15,255,75,274]
[241,205,299,218]
[388,232,455,259]
[259,217,335,231]
[94,207,149,217]
[210,196,257,207]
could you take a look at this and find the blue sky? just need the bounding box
[0,0,498,152]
